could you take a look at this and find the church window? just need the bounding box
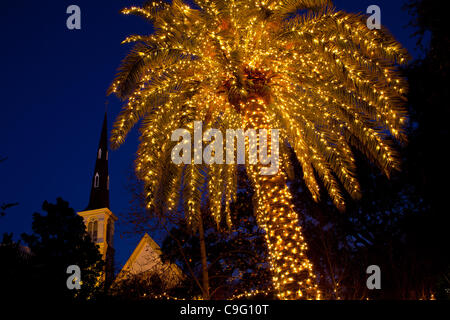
[87,221,93,236]
[98,148,102,159]
[107,176,110,190]
[94,173,100,188]
[87,220,98,242]
[93,220,98,242]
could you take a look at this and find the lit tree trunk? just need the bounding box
[198,212,210,300]
[242,99,320,300]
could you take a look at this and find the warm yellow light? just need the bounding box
[110,0,409,300]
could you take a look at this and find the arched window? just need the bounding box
[94,173,100,188]
[106,151,108,160]
[98,148,102,159]
[107,176,110,190]
[87,220,97,242]
[92,220,98,242]
[87,221,93,237]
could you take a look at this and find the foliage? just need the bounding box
[0,233,33,300]
[401,0,450,299]
[0,203,18,218]
[109,0,408,220]
[290,150,431,299]
[0,156,18,217]
[19,198,104,301]
[160,170,273,299]
[110,271,171,300]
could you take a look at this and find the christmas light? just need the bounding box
[109,0,408,300]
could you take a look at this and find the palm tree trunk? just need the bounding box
[198,212,210,299]
[243,99,320,300]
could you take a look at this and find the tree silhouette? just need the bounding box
[20,198,104,301]
[0,156,18,217]
[402,0,450,299]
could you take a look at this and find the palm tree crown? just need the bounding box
[109,0,409,299]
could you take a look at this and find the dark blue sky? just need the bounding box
[0,0,419,270]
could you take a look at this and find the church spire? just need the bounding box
[86,112,110,210]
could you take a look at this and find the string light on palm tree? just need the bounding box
[109,0,409,300]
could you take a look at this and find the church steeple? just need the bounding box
[86,112,110,210]
[78,110,117,286]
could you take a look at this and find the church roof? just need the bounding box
[85,112,110,210]
[116,233,184,284]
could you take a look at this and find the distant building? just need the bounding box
[77,112,183,290]
[115,233,183,289]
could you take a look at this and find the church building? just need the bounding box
[77,112,183,290]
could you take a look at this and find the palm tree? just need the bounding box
[109,0,409,299]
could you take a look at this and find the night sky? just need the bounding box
[0,0,419,270]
